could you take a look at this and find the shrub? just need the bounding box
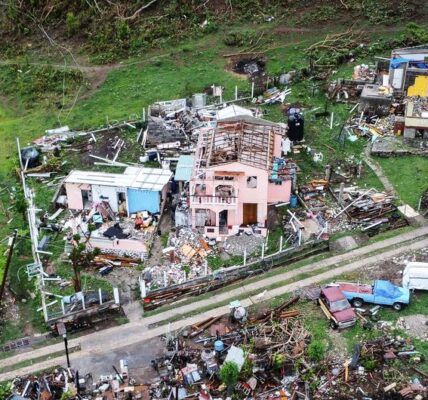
[307,340,326,362]
[400,23,428,46]
[272,353,285,369]
[220,361,240,388]
[66,12,79,36]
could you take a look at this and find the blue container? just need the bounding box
[290,194,298,208]
[214,340,224,352]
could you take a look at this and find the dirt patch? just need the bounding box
[398,314,428,339]
[328,330,348,360]
[79,64,121,100]
[232,57,266,76]
[348,247,428,285]
[274,26,314,34]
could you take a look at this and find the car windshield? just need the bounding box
[330,299,349,312]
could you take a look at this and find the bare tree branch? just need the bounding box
[122,0,159,21]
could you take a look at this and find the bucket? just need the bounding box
[290,194,298,208]
[214,340,224,352]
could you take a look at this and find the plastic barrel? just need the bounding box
[290,194,298,208]
[214,340,224,352]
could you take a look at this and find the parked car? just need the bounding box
[318,287,357,329]
[329,280,410,311]
[403,262,428,290]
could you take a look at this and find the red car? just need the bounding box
[319,287,357,329]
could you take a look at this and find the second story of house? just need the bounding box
[189,115,295,208]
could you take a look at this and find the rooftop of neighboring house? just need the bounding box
[64,166,172,191]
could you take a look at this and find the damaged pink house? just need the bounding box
[189,115,295,240]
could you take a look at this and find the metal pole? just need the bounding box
[243,249,247,266]
[261,243,265,259]
[235,86,238,100]
[63,334,71,368]
[279,235,283,252]
[251,81,255,98]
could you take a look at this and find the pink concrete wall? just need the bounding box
[65,183,90,210]
[273,133,282,158]
[190,162,270,228]
[267,181,292,204]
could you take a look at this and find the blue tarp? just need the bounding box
[127,188,160,213]
[390,57,428,69]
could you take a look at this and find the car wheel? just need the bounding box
[330,320,338,330]
[392,302,403,311]
[352,298,364,308]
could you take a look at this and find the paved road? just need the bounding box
[1,227,428,380]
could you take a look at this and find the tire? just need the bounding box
[393,302,403,311]
[330,320,338,330]
[352,298,364,308]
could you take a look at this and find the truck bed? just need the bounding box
[337,282,373,295]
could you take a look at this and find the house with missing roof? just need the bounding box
[64,167,172,216]
[188,115,295,240]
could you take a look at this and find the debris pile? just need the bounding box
[345,114,397,141]
[148,296,428,400]
[149,297,315,400]
[9,363,148,399]
[319,336,428,399]
[143,228,212,290]
[352,64,376,82]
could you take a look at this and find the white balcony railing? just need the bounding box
[191,195,238,206]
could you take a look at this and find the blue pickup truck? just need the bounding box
[329,280,410,311]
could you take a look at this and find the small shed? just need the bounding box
[64,167,172,215]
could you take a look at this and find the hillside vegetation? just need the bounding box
[0,0,425,63]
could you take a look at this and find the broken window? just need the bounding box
[247,176,257,188]
[194,184,206,195]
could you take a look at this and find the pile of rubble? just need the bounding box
[352,64,377,82]
[149,297,313,399]
[144,228,212,289]
[148,296,428,400]
[222,233,264,257]
[345,113,398,142]
[320,336,427,399]
[8,363,148,400]
[338,187,396,228]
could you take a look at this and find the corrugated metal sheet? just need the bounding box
[127,188,160,213]
[175,155,194,182]
[64,167,172,191]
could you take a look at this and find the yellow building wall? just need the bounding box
[408,76,428,97]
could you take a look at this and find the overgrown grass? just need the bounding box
[376,156,428,208]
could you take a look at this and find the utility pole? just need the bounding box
[0,229,18,305]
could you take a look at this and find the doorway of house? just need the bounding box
[219,210,228,234]
[81,189,92,209]
[243,203,258,225]
[117,192,127,215]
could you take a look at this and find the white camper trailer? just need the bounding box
[402,262,428,290]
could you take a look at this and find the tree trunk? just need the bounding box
[73,265,81,292]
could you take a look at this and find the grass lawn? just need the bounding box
[376,156,428,208]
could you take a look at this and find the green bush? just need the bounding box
[307,339,326,362]
[272,353,285,369]
[400,23,428,46]
[66,12,79,36]
[220,361,240,388]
